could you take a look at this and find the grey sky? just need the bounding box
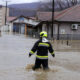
[0,0,39,5]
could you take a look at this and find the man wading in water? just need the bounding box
[29,31,55,70]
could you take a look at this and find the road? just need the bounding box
[0,32,80,80]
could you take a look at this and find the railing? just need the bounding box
[26,33,80,40]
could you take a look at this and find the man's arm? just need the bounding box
[48,42,55,57]
[29,41,38,57]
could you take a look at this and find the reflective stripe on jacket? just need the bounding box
[36,55,48,59]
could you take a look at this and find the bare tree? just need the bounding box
[37,0,52,11]
[70,0,78,6]
[57,0,63,10]
[38,0,80,11]
[66,0,70,7]
[38,0,68,11]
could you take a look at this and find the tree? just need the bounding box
[37,1,52,11]
[70,0,78,6]
[38,0,80,11]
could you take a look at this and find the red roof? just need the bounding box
[7,16,36,22]
[7,17,16,22]
[55,5,80,22]
[37,12,52,21]
[37,5,80,22]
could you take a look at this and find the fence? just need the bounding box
[58,34,80,40]
[51,40,80,52]
[27,33,80,51]
[27,33,80,40]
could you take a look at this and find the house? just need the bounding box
[36,11,60,39]
[7,15,40,37]
[37,5,80,40]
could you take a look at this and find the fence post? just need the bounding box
[67,34,69,46]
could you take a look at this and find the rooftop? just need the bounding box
[37,5,80,23]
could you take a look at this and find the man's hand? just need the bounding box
[29,53,32,57]
[52,54,55,57]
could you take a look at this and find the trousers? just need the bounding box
[32,58,49,70]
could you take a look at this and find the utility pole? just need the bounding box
[5,1,7,25]
[51,0,54,39]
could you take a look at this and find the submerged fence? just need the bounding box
[27,32,80,40]
[51,40,80,52]
[57,34,80,40]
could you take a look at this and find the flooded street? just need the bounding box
[0,33,80,80]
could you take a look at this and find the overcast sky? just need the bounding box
[0,0,40,5]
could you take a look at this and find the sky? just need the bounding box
[0,0,40,5]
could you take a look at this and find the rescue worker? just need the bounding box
[29,31,55,70]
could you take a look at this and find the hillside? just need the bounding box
[8,2,42,17]
[8,2,41,10]
[8,1,69,17]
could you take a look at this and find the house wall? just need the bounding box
[9,23,13,32]
[58,23,80,40]
[59,23,71,34]
[41,22,80,40]
[42,24,47,31]
[48,24,52,39]
[59,23,80,34]
[41,23,52,39]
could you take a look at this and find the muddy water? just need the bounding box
[0,33,80,80]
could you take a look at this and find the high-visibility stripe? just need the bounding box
[36,55,48,59]
[51,52,54,55]
[30,50,34,54]
[38,43,49,47]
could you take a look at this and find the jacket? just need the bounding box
[29,38,55,59]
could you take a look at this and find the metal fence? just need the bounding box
[27,33,80,40]
[54,34,80,40]
[50,40,80,52]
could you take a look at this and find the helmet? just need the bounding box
[40,31,47,37]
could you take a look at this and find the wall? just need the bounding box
[0,7,9,27]
[41,22,80,40]
[59,23,80,40]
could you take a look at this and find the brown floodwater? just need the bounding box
[0,32,80,80]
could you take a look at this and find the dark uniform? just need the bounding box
[29,38,55,70]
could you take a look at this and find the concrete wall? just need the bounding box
[41,23,52,39]
[0,7,9,27]
[42,24,47,31]
[9,23,13,32]
[57,23,80,40]
[59,23,80,34]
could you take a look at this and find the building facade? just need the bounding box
[7,16,40,37]
[0,5,9,27]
